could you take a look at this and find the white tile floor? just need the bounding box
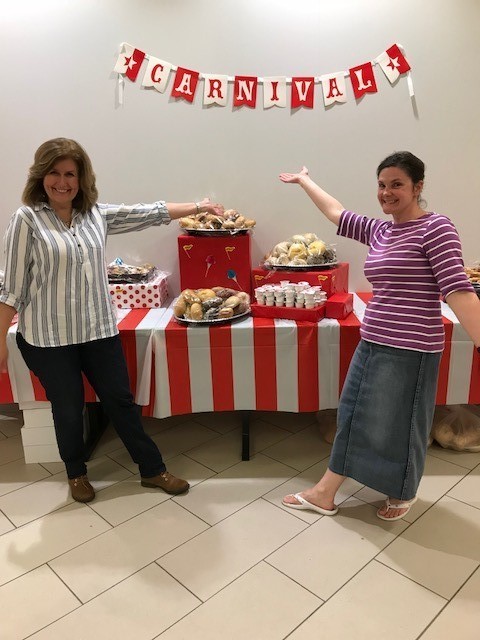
[0,404,479,640]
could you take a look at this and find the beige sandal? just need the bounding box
[377,496,417,521]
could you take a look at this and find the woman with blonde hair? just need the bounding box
[0,137,224,503]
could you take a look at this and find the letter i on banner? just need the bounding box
[263,77,287,108]
[291,77,315,108]
[320,72,347,107]
[142,57,173,93]
[203,75,229,106]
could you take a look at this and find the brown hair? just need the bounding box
[22,138,98,212]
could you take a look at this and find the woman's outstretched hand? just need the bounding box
[279,166,309,184]
[198,197,225,217]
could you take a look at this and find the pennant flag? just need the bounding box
[349,62,377,99]
[141,57,173,93]
[113,44,146,82]
[320,72,347,106]
[171,67,200,103]
[376,43,411,84]
[291,77,315,109]
[263,76,287,108]
[203,74,229,106]
[233,76,258,108]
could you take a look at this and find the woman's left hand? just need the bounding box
[198,197,225,217]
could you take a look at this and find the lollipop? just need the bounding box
[225,246,236,261]
[205,255,216,277]
[227,269,240,289]
[183,244,193,259]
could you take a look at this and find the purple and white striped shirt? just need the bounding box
[338,210,474,352]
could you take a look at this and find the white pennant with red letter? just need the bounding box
[263,77,287,108]
[141,57,173,93]
[320,72,347,106]
[203,74,229,106]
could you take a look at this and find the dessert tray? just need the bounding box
[263,260,338,271]
[174,310,250,325]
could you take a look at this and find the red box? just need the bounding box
[325,293,353,319]
[251,263,348,297]
[250,302,326,322]
[109,271,169,309]
[178,234,252,294]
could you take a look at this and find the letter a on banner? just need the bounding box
[320,72,347,107]
[142,57,173,93]
[291,77,315,108]
[171,67,200,103]
[203,74,229,106]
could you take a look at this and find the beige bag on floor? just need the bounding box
[430,405,480,452]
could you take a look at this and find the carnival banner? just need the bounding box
[113,43,413,109]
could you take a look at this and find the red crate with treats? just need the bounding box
[251,263,348,298]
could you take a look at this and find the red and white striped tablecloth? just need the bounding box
[150,293,480,418]
[3,308,167,407]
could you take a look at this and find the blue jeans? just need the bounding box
[17,333,166,479]
[329,339,441,500]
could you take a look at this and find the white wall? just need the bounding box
[1,0,479,294]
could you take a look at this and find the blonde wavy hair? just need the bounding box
[22,138,98,212]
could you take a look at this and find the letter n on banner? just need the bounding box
[291,77,315,108]
[171,67,200,103]
[233,76,258,108]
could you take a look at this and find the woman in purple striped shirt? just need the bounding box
[279,151,480,520]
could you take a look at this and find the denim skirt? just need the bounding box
[329,339,441,500]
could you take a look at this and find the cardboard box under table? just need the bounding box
[251,262,349,297]
[178,233,252,294]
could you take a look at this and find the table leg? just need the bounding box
[241,410,251,461]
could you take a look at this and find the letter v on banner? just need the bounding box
[291,77,315,108]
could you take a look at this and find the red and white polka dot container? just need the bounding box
[109,271,169,309]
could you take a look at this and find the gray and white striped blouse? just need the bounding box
[0,201,171,347]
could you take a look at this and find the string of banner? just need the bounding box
[113,42,414,110]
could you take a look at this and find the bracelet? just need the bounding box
[195,202,201,215]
